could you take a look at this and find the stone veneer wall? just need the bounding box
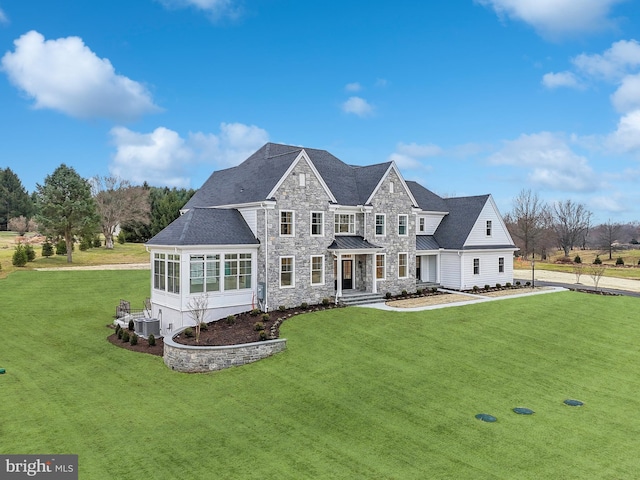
[163,331,287,373]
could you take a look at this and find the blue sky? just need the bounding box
[1,1,640,223]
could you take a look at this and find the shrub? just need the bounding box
[128,319,134,331]
[557,256,573,264]
[262,313,270,322]
[92,236,101,248]
[258,330,268,341]
[431,287,438,293]
[148,334,156,347]
[278,305,286,312]
[638,259,640,266]
[79,237,92,251]
[115,324,121,335]
[505,282,512,288]
[226,315,236,325]
[117,231,126,244]
[484,285,491,290]
[472,285,479,292]
[250,308,261,317]
[117,327,124,339]
[130,333,138,346]
[199,322,208,331]
[121,330,130,343]
[385,292,392,299]
[401,290,408,296]
[300,302,308,310]
[184,327,194,338]
[12,244,27,267]
[55,240,67,255]
[616,257,624,266]
[515,281,521,286]
[574,255,582,264]
[322,298,330,305]
[41,241,54,258]
[24,244,36,262]
[593,256,602,265]
[525,281,531,286]
[495,283,502,289]
[254,322,265,331]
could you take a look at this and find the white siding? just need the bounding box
[239,207,258,236]
[440,252,462,290]
[419,213,446,235]
[461,250,513,290]
[464,196,513,247]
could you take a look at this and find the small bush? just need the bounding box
[495,283,502,289]
[12,244,27,267]
[401,290,408,296]
[574,255,582,264]
[79,237,92,251]
[148,334,156,346]
[616,257,624,266]
[24,244,36,262]
[278,305,286,312]
[322,298,330,305]
[515,281,521,286]
[199,322,208,331]
[254,322,265,331]
[593,256,602,265]
[385,292,392,299]
[92,236,102,248]
[300,302,308,310]
[557,256,573,264]
[121,330,130,343]
[525,281,531,286]
[472,285,479,292]
[431,287,438,293]
[55,240,67,256]
[117,231,126,244]
[249,308,261,317]
[262,313,270,322]
[117,327,124,339]
[115,324,121,335]
[226,315,236,325]
[505,282,512,288]
[130,333,138,346]
[128,319,134,331]
[484,284,491,290]
[258,330,268,341]
[638,259,640,266]
[41,241,54,257]
[184,327,194,338]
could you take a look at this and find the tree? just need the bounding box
[36,164,99,263]
[598,219,621,260]
[590,265,606,292]
[91,175,151,249]
[551,200,592,257]
[187,294,209,344]
[7,216,37,235]
[504,189,547,260]
[0,168,34,231]
[573,263,585,284]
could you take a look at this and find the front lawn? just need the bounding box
[2,270,640,478]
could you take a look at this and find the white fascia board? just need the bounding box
[416,210,450,215]
[149,244,260,252]
[266,150,337,203]
[365,162,420,207]
[201,201,277,210]
[330,205,362,213]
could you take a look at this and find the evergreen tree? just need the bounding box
[0,168,35,231]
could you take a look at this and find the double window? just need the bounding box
[224,253,252,290]
[375,214,386,236]
[280,210,294,236]
[189,254,220,294]
[335,213,355,234]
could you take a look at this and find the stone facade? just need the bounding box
[163,333,287,373]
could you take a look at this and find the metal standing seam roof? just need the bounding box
[327,236,382,250]
[416,235,440,251]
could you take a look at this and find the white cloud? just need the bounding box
[572,40,640,81]
[590,194,627,213]
[542,71,583,89]
[1,30,159,121]
[611,74,640,113]
[0,7,8,24]
[157,0,241,20]
[345,82,361,92]
[488,132,599,191]
[109,122,269,187]
[388,142,442,170]
[607,109,640,152]
[375,78,388,88]
[341,96,374,117]
[476,0,625,38]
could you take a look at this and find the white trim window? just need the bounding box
[189,254,220,294]
[499,257,504,273]
[376,253,386,280]
[375,214,386,236]
[419,217,425,233]
[154,253,180,294]
[398,253,408,278]
[153,253,166,291]
[486,220,492,236]
[473,258,480,275]
[280,256,295,288]
[334,213,355,234]
[398,214,408,236]
[311,255,324,285]
[224,253,252,290]
[280,210,295,236]
[310,211,324,236]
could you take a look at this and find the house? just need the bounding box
[146,143,517,335]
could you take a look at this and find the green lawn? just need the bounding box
[2,270,640,479]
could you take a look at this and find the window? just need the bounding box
[398,214,408,236]
[310,212,324,236]
[299,173,306,187]
[311,255,324,285]
[375,214,386,236]
[486,220,492,236]
[224,253,252,290]
[419,217,425,233]
[280,210,294,236]
[389,181,394,193]
[398,253,408,278]
[190,254,220,294]
[153,253,166,291]
[167,254,180,294]
[473,258,480,275]
[376,254,386,280]
[334,213,355,234]
[499,257,504,273]
[280,257,294,287]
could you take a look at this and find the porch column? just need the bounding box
[371,253,377,294]
[336,252,342,300]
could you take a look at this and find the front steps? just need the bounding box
[339,292,385,306]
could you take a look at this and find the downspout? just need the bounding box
[458,250,463,290]
[263,204,269,312]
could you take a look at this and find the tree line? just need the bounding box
[0,165,194,262]
[504,189,639,260]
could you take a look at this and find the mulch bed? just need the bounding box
[107,303,342,357]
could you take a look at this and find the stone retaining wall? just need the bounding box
[163,332,287,373]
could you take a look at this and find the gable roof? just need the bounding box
[182,143,399,209]
[433,195,490,250]
[146,208,259,246]
[406,181,448,212]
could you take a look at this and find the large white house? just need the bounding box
[145,143,517,335]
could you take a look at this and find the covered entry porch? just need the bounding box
[416,235,441,288]
[328,236,383,303]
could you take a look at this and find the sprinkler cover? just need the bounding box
[513,407,534,415]
[564,399,584,407]
[475,413,497,422]
[0,368,5,374]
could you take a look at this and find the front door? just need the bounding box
[341,260,353,290]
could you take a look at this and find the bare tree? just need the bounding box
[92,176,151,249]
[598,219,621,260]
[552,200,592,257]
[8,216,37,235]
[590,265,606,292]
[187,294,209,343]
[504,189,547,260]
[573,263,585,284]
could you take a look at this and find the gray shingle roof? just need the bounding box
[327,236,382,250]
[433,195,490,250]
[183,143,393,209]
[416,235,440,251]
[406,181,448,212]
[146,208,259,246]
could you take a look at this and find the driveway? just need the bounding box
[514,268,640,296]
